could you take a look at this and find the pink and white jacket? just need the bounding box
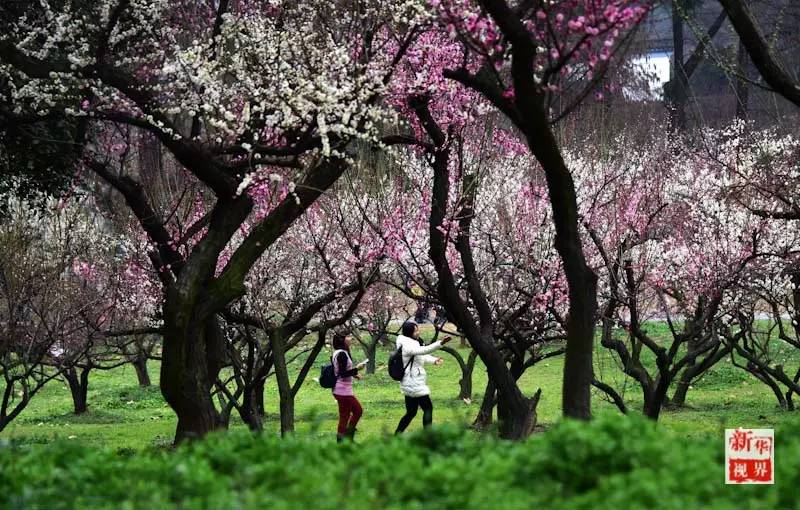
[332,349,359,396]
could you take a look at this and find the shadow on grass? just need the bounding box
[20,409,129,425]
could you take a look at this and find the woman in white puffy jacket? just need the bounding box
[394,321,452,434]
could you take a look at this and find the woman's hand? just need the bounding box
[434,357,444,366]
[441,336,453,345]
[354,373,363,380]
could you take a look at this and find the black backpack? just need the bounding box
[388,346,414,381]
[319,357,337,389]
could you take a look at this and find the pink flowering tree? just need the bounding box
[62,225,163,412]
[216,182,386,433]
[0,0,425,442]
[582,129,796,419]
[378,86,570,435]
[417,0,652,421]
[345,283,416,375]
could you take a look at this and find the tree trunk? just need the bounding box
[785,366,800,411]
[415,93,543,438]
[643,376,672,420]
[441,347,478,400]
[64,366,90,415]
[518,96,598,421]
[458,351,478,400]
[560,278,597,420]
[1,374,50,432]
[133,354,151,387]
[458,377,472,401]
[365,339,378,375]
[161,305,226,444]
[747,366,788,410]
[670,372,692,408]
[473,379,496,430]
[497,389,541,438]
[668,0,688,131]
[672,348,728,407]
[238,384,264,431]
[643,390,659,420]
[763,374,788,410]
[458,368,474,400]
[269,331,294,436]
[445,334,536,438]
[254,377,266,417]
[217,393,232,427]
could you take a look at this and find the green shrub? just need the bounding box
[0,415,790,510]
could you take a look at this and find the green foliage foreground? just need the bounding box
[0,415,794,510]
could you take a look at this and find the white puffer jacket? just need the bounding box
[396,334,443,397]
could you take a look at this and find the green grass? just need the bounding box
[2,323,798,449]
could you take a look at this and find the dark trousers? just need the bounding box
[395,395,433,433]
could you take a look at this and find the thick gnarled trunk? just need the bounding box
[161,306,226,443]
[522,125,598,421]
[497,390,541,439]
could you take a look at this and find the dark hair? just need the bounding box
[332,333,349,353]
[402,321,418,338]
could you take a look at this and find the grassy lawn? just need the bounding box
[2,323,798,449]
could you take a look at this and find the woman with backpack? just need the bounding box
[331,333,367,442]
[394,321,452,434]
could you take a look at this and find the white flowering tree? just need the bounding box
[0,195,120,429]
[705,126,800,410]
[0,0,427,441]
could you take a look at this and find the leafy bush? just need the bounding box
[0,415,791,509]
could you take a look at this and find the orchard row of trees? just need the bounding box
[2,0,799,442]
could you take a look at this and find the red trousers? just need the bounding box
[333,394,363,435]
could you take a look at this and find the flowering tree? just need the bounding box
[378,96,569,435]
[64,229,162,413]
[584,129,799,419]
[218,187,382,433]
[0,195,116,429]
[421,0,651,420]
[706,126,800,410]
[346,282,415,375]
[0,0,425,441]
